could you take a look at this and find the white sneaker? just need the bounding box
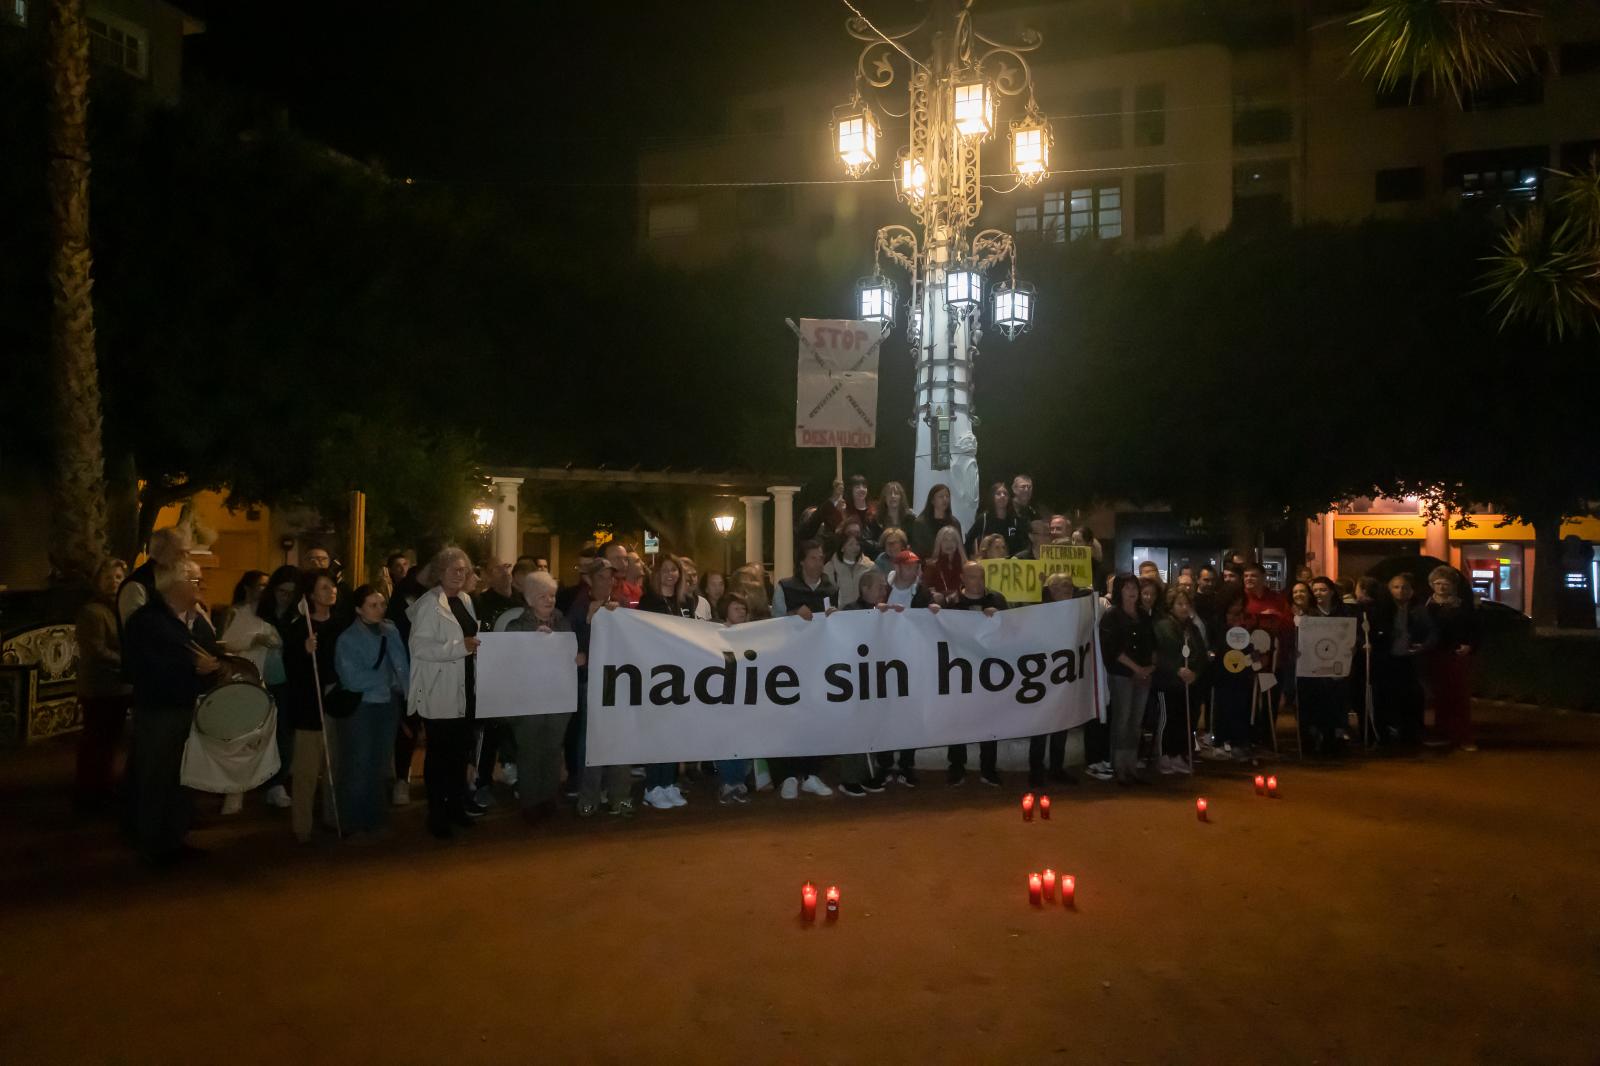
[1157,756,1177,775]
[800,774,833,797]
[1174,757,1193,775]
[501,763,518,786]
[779,776,800,800]
[665,784,688,807]
[221,793,243,815]
[644,786,674,810]
[719,783,749,805]
[266,784,293,809]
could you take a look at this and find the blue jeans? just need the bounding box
[716,759,748,788]
[334,698,398,833]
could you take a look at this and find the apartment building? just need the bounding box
[3,0,202,103]
[637,1,1600,267]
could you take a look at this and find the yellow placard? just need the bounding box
[1037,543,1095,586]
[981,559,1045,604]
[1331,516,1428,541]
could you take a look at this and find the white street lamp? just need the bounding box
[855,273,898,325]
[833,101,881,177]
[472,505,496,531]
[992,281,1037,339]
[712,513,736,574]
[839,5,1046,528]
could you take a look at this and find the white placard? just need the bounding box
[586,598,1105,764]
[794,318,880,449]
[474,631,579,718]
[1295,615,1358,679]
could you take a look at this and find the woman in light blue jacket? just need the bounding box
[334,584,409,836]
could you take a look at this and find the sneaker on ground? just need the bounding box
[1157,756,1177,775]
[779,776,800,800]
[734,783,750,798]
[576,800,597,817]
[609,798,636,817]
[473,785,494,808]
[899,768,920,788]
[268,784,294,809]
[862,775,888,793]
[1085,764,1114,781]
[839,782,867,798]
[501,763,518,786]
[979,770,1002,788]
[464,799,488,817]
[220,793,243,815]
[946,766,966,787]
[719,784,749,805]
[643,786,674,810]
[801,774,833,797]
[1173,757,1194,775]
[665,784,688,807]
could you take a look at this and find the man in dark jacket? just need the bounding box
[124,559,221,865]
[772,540,837,619]
[942,562,1008,787]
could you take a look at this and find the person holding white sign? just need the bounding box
[502,572,579,826]
[1299,577,1354,755]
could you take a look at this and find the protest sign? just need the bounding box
[794,318,880,449]
[474,631,580,718]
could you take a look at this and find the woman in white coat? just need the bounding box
[407,547,481,839]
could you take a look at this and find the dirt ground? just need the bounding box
[2,701,1599,1065]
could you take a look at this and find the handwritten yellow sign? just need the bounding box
[981,559,1046,604]
[1037,543,1095,586]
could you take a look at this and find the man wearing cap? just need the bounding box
[885,549,933,610]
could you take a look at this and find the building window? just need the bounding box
[88,15,148,78]
[646,199,699,238]
[1133,172,1165,237]
[1015,204,1038,234]
[1232,160,1292,231]
[1559,41,1600,77]
[1133,84,1165,147]
[1071,88,1122,152]
[1374,166,1425,203]
[735,186,791,227]
[1069,182,1122,240]
[1446,146,1548,206]
[1041,191,1065,242]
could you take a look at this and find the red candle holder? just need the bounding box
[1062,874,1076,909]
[1266,775,1279,798]
[1041,868,1057,901]
[1254,774,1266,796]
[825,885,840,919]
[800,882,817,922]
[1039,795,1051,820]
[1022,793,1035,822]
[1196,797,1208,822]
[1028,872,1042,906]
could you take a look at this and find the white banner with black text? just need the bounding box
[586,599,1104,764]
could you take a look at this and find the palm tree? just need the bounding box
[45,0,110,584]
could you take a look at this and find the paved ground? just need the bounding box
[2,701,1599,1064]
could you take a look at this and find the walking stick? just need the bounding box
[1181,640,1194,773]
[1360,613,1377,748]
[301,596,343,837]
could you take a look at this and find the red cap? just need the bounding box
[893,550,921,565]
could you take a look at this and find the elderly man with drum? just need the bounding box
[124,559,222,866]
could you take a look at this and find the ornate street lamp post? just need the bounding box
[835,0,1046,527]
[712,512,737,575]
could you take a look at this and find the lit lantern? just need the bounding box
[944,266,983,315]
[1010,113,1052,184]
[471,505,496,531]
[855,274,897,325]
[712,514,735,536]
[991,282,1036,340]
[834,102,881,177]
[953,77,994,138]
[897,151,929,203]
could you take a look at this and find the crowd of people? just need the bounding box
[71,473,1483,867]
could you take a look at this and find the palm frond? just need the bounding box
[1549,157,1600,249]
[1478,206,1600,339]
[1348,0,1543,105]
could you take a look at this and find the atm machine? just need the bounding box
[1260,548,1288,590]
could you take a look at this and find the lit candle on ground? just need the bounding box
[1022,793,1035,822]
[825,885,840,919]
[1196,797,1208,822]
[1039,795,1051,820]
[1062,874,1076,908]
[1042,868,1057,901]
[1267,775,1279,798]
[1028,872,1043,906]
[801,882,817,922]
[1254,774,1266,796]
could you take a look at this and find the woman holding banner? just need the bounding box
[639,558,696,809]
[922,526,966,607]
[504,572,579,824]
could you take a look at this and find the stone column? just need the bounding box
[740,495,768,570]
[489,475,524,564]
[768,485,801,581]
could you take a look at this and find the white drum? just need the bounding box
[194,682,272,743]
